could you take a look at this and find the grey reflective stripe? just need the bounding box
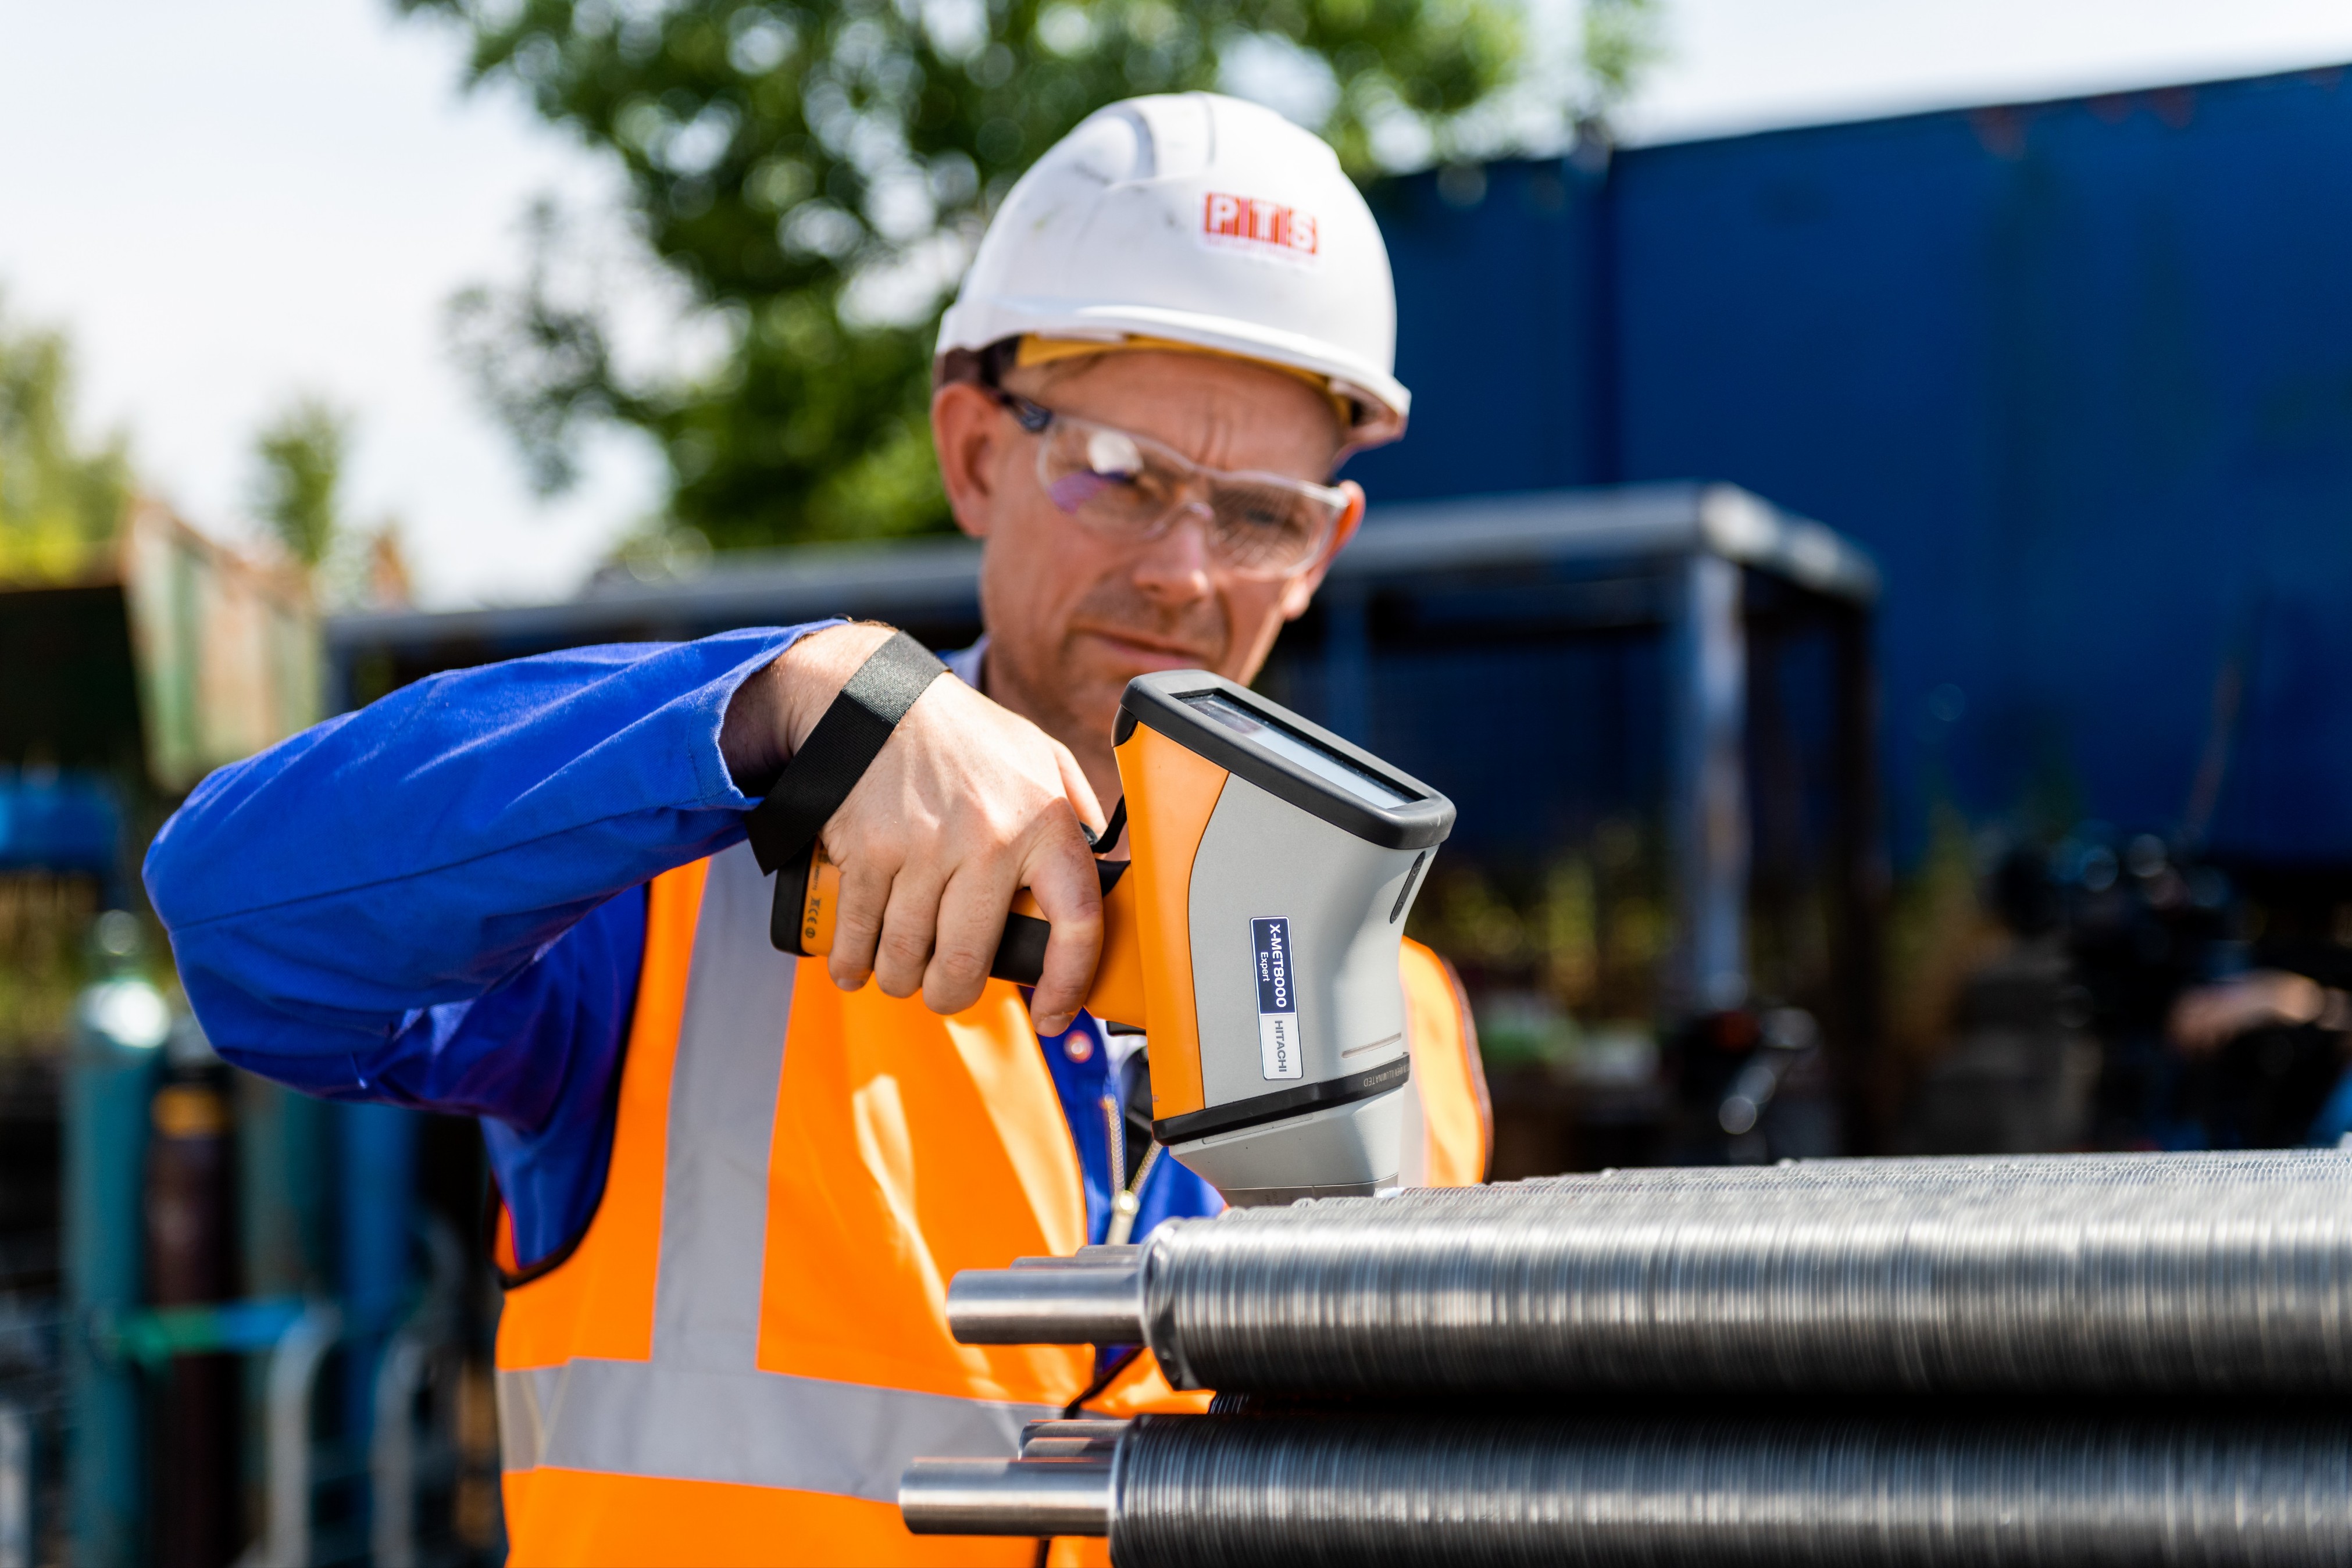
[498,842,1058,1501]
[654,841,793,1369]
[497,1362,545,1480]
[496,1361,1051,1503]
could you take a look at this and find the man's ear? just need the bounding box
[1277,483,1365,621]
[931,382,1004,540]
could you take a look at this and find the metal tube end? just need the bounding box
[947,1264,1144,1345]
[900,1458,1112,1536]
[1021,1417,1129,1461]
[1022,1418,1130,1446]
[1007,1245,1143,1269]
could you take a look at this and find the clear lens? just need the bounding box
[1034,414,1342,577]
[1208,479,1330,574]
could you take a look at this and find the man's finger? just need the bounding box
[1052,741,1108,844]
[871,863,948,1000]
[826,851,893,993]
[1022,811,1105,1034]
[924,861,1020,1017]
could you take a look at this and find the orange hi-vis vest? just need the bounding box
[493,841,1489,1566]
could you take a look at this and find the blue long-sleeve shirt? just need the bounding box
[145,624,1216,1267]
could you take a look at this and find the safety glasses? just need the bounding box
[994,391,1350,580]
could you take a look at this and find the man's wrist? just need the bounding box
[721,623,897,794]
[775,623,899,752]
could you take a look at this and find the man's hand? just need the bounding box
[724,623,1107,1034]
[2167,969,2347,1055]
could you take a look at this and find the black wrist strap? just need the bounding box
[743,630,947,877]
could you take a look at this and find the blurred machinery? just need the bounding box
[1,505,497,1566]
[1900,824,2352,1158]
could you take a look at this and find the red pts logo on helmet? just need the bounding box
[1202,192,1319,263]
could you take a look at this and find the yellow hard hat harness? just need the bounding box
[741,631,1455,1205]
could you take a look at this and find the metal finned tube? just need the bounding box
[1438,1148,2352,1200]
[1107,1411,2352,1568]
[947,1262,1144,1345]
[898,1458,1112,1536]
[1140,1150,2352,1395]
[1298,1151,2352,1223]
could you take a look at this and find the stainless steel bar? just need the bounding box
[898,1458,1113,1536]
[368,1329,429,1568]
[0,1399,28,1568]
[946,1263,1144,1345]
[245,1302,341,1568]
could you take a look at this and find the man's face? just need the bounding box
[932,349,1362,757]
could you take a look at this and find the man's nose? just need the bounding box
[1129,502,1216,602]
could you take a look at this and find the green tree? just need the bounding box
[250,395,351,570]
[0,297,133,583]
[401,0,1626,551]
[1576,0,1659,124]
[249,395,416,608]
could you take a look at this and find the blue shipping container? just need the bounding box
[1350,66,2352,867]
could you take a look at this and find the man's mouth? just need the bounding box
[1076,627,1220,672]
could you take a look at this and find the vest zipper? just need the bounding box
[1101,1093,1162,1248]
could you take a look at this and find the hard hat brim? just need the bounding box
[939,297,1410,446]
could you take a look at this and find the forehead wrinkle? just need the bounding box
[1167,398,1282,472]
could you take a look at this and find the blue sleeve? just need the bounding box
[145,623,839,1265]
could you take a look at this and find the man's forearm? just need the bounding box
[146,623,842,1069]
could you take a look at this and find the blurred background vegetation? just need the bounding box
[401,0,1659,551]
[249,395,415,609]
[0,297,133,585]
[0,300,409,608]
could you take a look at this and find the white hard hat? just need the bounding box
[937,92,1409,445]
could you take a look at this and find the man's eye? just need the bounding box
[1225,491,1298,531]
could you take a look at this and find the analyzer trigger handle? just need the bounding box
[774,846,1146,1031]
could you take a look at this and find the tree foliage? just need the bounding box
[248,394,417,608]
[0,298,132,583]
[1576,0,1658,122]
[251,395,351,570]
[401,0,1570,550]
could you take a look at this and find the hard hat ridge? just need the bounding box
[937,91,1410,447]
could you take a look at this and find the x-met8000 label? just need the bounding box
[1251,917,1301,1080]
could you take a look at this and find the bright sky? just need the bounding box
[5,1,2351,607]
[1622,0,2352,142]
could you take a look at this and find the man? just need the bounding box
[147,92,1487,1565]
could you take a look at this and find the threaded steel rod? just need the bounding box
[1133,1149,2352,1395]
[947,1151,2352,1396]
[1105,1410,2352,1567]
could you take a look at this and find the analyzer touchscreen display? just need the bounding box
[1182,691,1416,809]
